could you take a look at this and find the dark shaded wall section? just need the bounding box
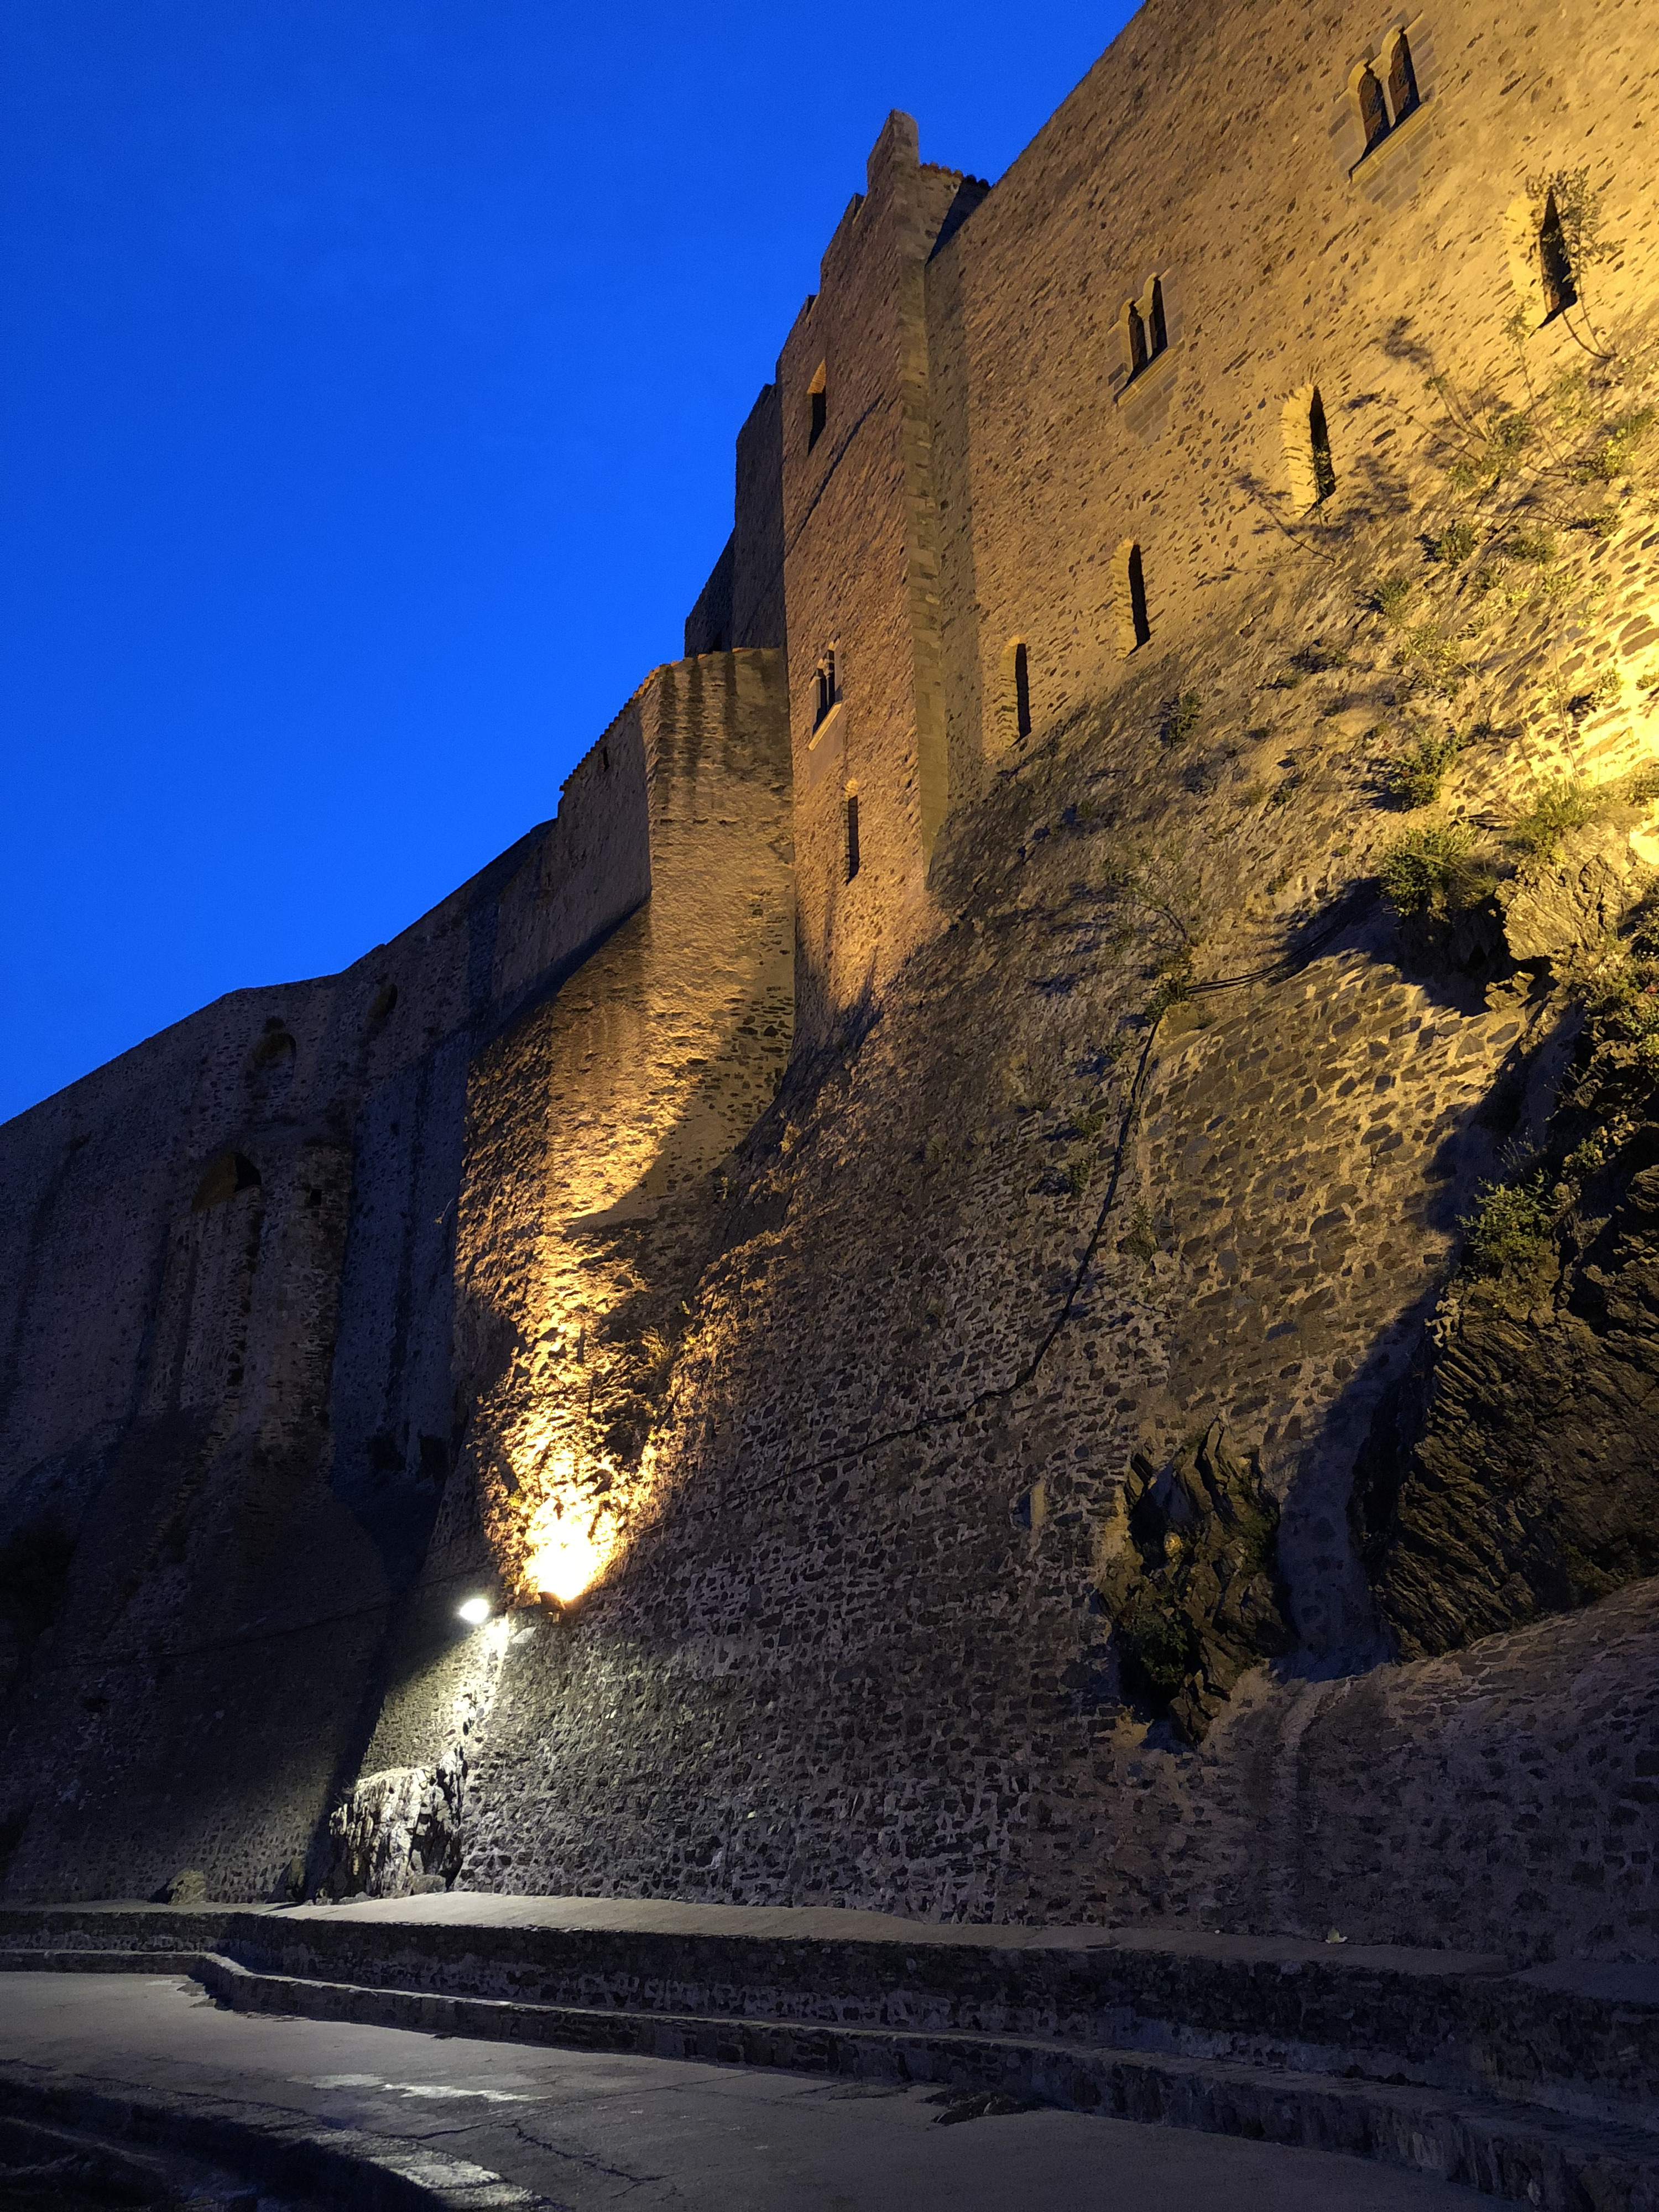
[685,382,786,659]
[0,719,652,1902]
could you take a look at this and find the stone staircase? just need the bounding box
[1,1900,1654,2210]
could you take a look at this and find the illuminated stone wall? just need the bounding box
[0,723,654,1901]
[448,0,1659,1956]
[310,648,794,1869]
[4,0,1659,1959]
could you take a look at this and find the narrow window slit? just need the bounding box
[1127,545,1150,648]
[1115,542,1151,654]
[1013,642,1032,739]
[1128,302,1148,376]
[815,651,836,730]
[1357,65,1389,153]
[1147,278,1167,358]
[807,363,828,451]
[1310,388,1337,503]
[1540,191,1578,319]
[846,792,860,881]
[1387,31,1419,122]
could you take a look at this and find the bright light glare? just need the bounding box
[456,1596,492,1626]
[525,1520,608,1605]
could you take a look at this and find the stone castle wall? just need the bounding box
[447,0,1659,1957]
[0,655,791,1902]
[3,0,1658,1957]
[337,649,795,1885]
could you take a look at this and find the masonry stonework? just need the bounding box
[3,0,1657,1965]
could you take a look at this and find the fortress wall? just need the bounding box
[435,0,1659,1957]
[3,0,1657,1956]
[685,379,788,662]
[731,382,786,653]
[926,0,1659,795]
[0,719,655,1901]
[779,117,969,1042]
[336,651,794,1884]
[446,696,1658,1957]
[683,535,734,657]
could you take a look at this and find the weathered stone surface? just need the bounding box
[3,0,1659,1973]
[324,1758,466,1900]
[0,653,788,1908]
[1096,1425,1291,1744]
[1359,1006,1659,1660]
[1500,823,1654,967]
[1359,1212,1659,1659]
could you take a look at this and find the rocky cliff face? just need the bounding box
[1360,890,1659,1658]
[1096,1424,1292,1745]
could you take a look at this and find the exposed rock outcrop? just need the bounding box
[1499,818,1658,967]
[1096,1424,1292,1745]
[324,1751,466,1898]
[1359,940,1659,1658]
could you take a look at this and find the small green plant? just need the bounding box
[1527,166,1618,274]
[1378,823,1493,919]
[1548,368,1600,435]
[1578,407,1656,484]
[1587,669,1621,712]
[1431,519,1480,566]
[1120,1203,1160,1265]
[1117,1589,1201,1705]
[1065,1152,1098,1196]
[1160,691,1203,747]
[1445,407,1533,493]
[1403,620,1470,693]
[1375,575,1416,624]
[1291,641,1348,675]
[1589,957,1659,1046]
[1145,954,1194,1021]
[1506,528,1556,564]
[1565,1136,1605,1180]
[1508,775,1599,860]
[1385,728,1462,809]
[1462,1171,1553,1279]
[1577,509,1620,542]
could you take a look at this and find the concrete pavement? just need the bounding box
[0,1971,1501,2210]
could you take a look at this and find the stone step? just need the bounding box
[5,1947,1656,2211]
[154,1951,1659,2212]
[4,1901,1653,2131]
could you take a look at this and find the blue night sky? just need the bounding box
[1,1,1134,1123]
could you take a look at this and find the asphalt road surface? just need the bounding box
[0,1973,1502,2210]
